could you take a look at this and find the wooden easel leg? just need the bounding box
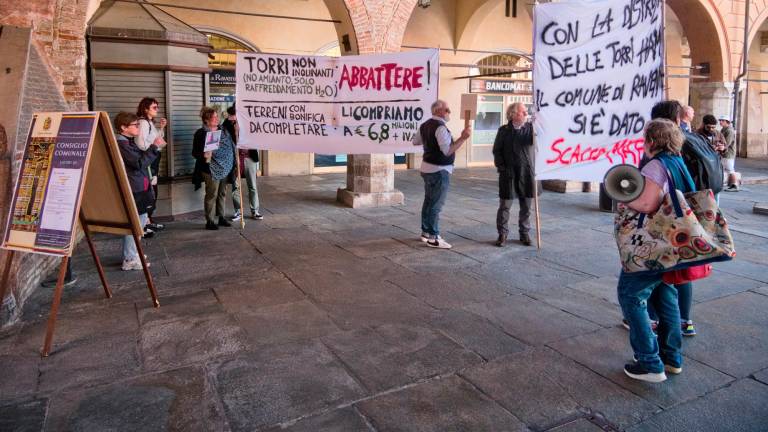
[133,234,159,308]
[42,256,69,357]
[79,213,112,298]
[0,250,16,315]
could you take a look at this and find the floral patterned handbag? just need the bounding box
[614,170,736,274]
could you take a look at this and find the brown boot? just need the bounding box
[495,233,507,247]
[520,232,532,246]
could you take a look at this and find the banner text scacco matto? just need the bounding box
[533,0,664,181]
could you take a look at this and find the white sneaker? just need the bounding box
[426,238,452,249]
[231,211,242,222]
[121,259,150,271]
[421,234,442,243]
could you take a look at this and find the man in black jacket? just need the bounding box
[493,102,538,247]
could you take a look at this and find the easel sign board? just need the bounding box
[0,111,158,357]
[80,112,142,239]
[2,113,98,256]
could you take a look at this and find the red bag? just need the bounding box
[662,264,712,284]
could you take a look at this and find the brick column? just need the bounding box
[337,0,418,208]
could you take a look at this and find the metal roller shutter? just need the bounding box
[91,69,169,177]
[169,72,204,177]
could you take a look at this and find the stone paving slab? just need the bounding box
[538,248,621,278]
[387,249,482,272]
[469,255,595,294]
[214,275,307,313]
[357,375,528,432]
[263,407,371,432]
[461,347,658,430]
[385,270,510,309]
[38,331,141,393]
[549,327,735,408]
[527,285,624,328]
[464,295,601,346]
[683,292,768,378]
[139,313,248,372]
[691,270,766,303]
[548,418,604,432]
[683,320,768,379]
[211,340,367,431]
[0,353,40,400]
[313,284,441,330]
[566,276,621,307]
[136,289,224,327]
[715,258,768,283]
[627,378,768,432]
[321,324,482,393]
[429,309,530,361]
[232,299,341,347]
[44,366,224,432]
[754,368,768,386]
[753,286,768,297]
[0,398,47,432]
[339,237,416,258]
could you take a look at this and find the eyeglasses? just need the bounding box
[128,122,139,127]
[150,105,158,110]
[444,108,451,113]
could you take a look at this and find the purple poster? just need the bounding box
[33,115,95,251]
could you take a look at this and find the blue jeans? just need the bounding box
[649,282,692,322]
[421,170,450,238]
[617,271,682,372]
[123,213,149,261]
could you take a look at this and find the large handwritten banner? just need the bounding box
[235,49,439,154]
[533,0,664,181]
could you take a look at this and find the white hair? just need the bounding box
[431,100,446,114]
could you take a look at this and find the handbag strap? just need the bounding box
[636,161,684,228]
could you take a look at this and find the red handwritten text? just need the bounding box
[546,137,645,166]
[338,63,424,92]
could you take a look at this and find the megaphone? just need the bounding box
[603,164,645,203]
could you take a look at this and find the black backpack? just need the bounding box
[681,131,723,194]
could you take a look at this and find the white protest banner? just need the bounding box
[235,49,439,154]
[533,0,664,181]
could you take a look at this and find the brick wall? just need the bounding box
[0,0,89,109]
[344,0,418,53]
[0,42,68,326]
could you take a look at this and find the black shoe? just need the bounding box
[218,217,232,227]
[205,221,219,231]
[143,227,155,239]
[623,362,666,383]
[146,222,165,231]
[520,233,532,246]
[495,233,507,247]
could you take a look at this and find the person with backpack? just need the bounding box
[617,118,692,382]
[641,100,722,337]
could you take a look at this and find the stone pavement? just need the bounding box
[2,166,768,432]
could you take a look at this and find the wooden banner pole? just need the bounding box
[236,155,245,229]
[0,250,16,313]
[532,131,542,250]
[79,211,112,299]
[42,256,69,357]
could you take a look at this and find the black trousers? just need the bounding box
[496,197,531,236]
